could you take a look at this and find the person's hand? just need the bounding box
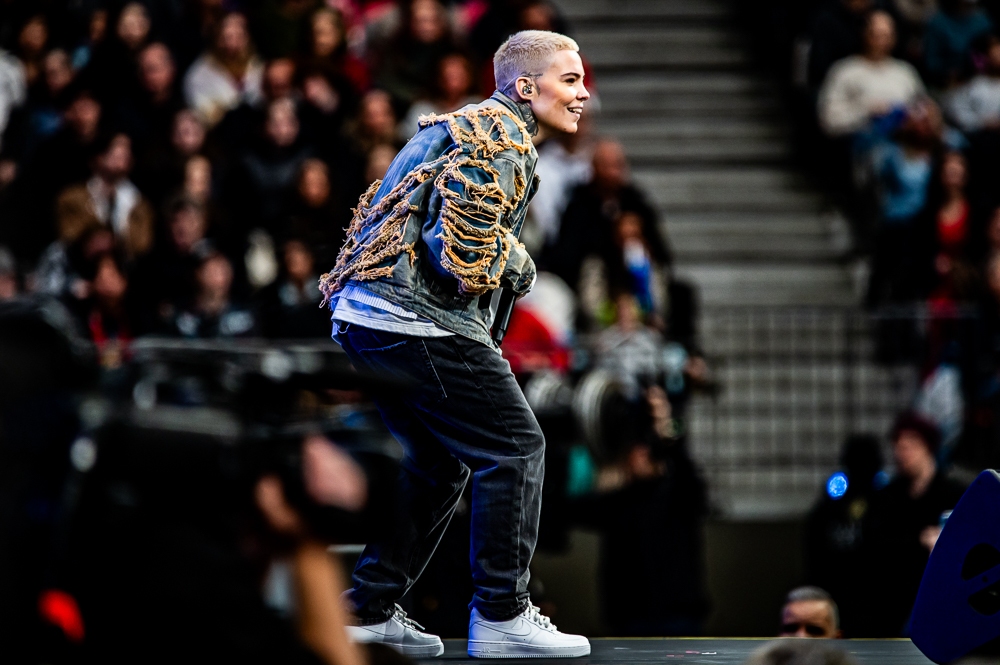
[302,434,368,512]
[920,525,943,552]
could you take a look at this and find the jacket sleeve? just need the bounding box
[422,152,535,296]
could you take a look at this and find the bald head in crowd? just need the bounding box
[778,586,842,638]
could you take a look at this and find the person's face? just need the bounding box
[520,4,554,30]
[865,13,896,59]
[117,3,150,50]
[365,144,397,184]
[843,0,873,14]
[593,141,629,190]
[218,14,250,59]
[893,430,936,480]
[20,17,48,56]
[139,45,175,96]
[65,96,102,138]
[170,208,206,253]
[284,241,313,281]
[439,55,471,99]
[44,50,73,95]
[99,135,133,180]
[264,58,295,100]
[941,154,967,191]
[779,600,839,638]
[299,162,330,206]
[184,156,212,201]
[172,110,205,155]
[411,0,446,43]
[92,256,127,305]
[360,91,395,136]
[198,256,232,296]
[311,11,342,57]
[89,9,108,43]
[0,273,16,301]
[616,212,644,244]
[528,50,589,137]
[265,100,299,147]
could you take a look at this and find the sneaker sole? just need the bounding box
[467,640,591,658]
[387,643,445,658]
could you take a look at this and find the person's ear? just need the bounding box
[513,75,536,102]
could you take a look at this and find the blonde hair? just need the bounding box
[493,30,579,95]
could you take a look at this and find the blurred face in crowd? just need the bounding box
[592,140,629,190]
[184,156,212,203]
[44,49,74,96]
[217,14,251,60]
[410,0,447,44]
[359,90,396,138]
[615,212,645,247]
[89,9,108,44]
[987,41,1000,75]
[97,134,133,182]
[779,600,840,638]
[302,73,339,113]
[172,110,206,156]
[19,16,48,57]
[519,3,555,31]
[65,94,102,140]
[92,255,128,308]
[170,205,207,254]
[941,152,968,192]
[139,43,175,99]
[198,254,233,300]
[311,9,344,57]
[525,49,589,138]
[438,54,472,101]
[264,58,296,101]
[284,240,314,282]
[366,144,397,184]
[265,98,300,147]
[893,429,936,481]
[298,159,330,207]
[843,0,873,14]
[0,271,16,300]
[864,11,896,61]
[117,3,151,51]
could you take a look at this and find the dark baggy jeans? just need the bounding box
[334,323,545,623]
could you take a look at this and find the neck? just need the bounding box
[909,464,936,498]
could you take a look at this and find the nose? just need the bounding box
[578,83,590,102]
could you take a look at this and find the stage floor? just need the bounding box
[418,638,934,664]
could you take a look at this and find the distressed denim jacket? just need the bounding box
[319,92,540,347]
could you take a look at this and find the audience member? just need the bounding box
[70,8,109,71]
[57,132,154,262]
[87,3,152,104]
[744,639,858,665]
[184,12,264,127]
[78,252,134,370]
[397,52,478,139]
[923,0,993,86]
[777,586,842,638]
[257,239,329,339]
[804,435,885,637]
[286,158,350,263]
[115,43,186,153]
[2,49,76,160]
[168,250,256,338]
[346,89,402,161]
[866,412,965,635]
[303,7,369,96]
[0,48,26,154]
[817,11,926,137]
[928,151,978,302]
[946,35,1000,132]
[528,115,593,254]
[375,0,457,106]
[133,108,207,210]
[14,15,49,90]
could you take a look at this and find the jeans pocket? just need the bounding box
[354,336,447,406]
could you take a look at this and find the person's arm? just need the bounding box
[817,60,869,136]
[423,153,535,296]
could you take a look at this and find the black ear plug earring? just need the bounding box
[522,85,532,95]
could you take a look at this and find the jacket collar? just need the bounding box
[491,91,538,137]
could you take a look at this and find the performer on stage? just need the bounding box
[320,30,591,659]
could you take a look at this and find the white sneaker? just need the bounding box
[345,605,444,658]
[468,605,591,658]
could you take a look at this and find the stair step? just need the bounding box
[634,168,824,212]
[577,26,749,70]
[672,264,857,306]
[671,233,838,261]
[595,72,776,96]
[600,117,786,141]
[553,0,732,22]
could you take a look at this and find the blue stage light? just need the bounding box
[827,472,849,499]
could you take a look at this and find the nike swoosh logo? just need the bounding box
[478,622,533,637]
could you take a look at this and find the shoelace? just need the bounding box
[392,604,427,632]
[524,604,555,630]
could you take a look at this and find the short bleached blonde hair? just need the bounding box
[494,30,579,95]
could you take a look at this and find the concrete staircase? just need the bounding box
[552,0,915,518]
